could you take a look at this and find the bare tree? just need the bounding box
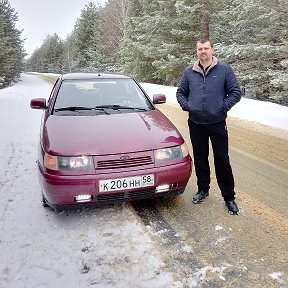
[101,0,129,54]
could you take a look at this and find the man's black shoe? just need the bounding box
[225,200,239,215]
[192,191,209,204]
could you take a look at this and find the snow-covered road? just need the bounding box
[1,74,287,288]
[0,74,181,288]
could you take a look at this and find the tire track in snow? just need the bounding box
[132,200,233,286]
[131,198,286,287]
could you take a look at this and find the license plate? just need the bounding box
[99,174,154,192]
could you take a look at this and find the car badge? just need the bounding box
[120,155,130,161]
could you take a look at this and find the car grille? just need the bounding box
[97,156,153,169]
[96,188,155,202]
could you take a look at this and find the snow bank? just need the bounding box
[141,83,288,131]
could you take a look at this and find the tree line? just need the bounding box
[2,0,288,105]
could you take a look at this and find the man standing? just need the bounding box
[176,38,241,214]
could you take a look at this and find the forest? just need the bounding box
[1,0,288,105]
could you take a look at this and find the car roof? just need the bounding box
[60,72,131,80]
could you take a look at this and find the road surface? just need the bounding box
[0,74,287,287]
[135,103,288,287]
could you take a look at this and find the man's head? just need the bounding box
[196,37,214,64]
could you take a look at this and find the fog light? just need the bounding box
[156,184,170,193]
[75,195,92,202]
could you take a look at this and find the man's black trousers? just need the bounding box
[188,119,235,201]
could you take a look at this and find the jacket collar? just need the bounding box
[192,56,218,76]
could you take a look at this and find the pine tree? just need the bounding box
[121,0,154,81]
[211,0,288,104]
[26,33,64,73]
[121,0,210,85]
[0,0,25,88]
[73,2,106,71]
[152,0,208,85]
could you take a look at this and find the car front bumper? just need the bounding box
[38,160,192,209]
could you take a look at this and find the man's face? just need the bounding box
[196,41,214,62]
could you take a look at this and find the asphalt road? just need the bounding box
[133,103,288,287]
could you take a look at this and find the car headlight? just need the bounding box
[44,153,94,171]
[154,143,189,162]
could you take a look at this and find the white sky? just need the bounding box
[8,0,107,57]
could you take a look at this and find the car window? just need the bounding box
[53,79,153,112]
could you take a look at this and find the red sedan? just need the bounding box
[30,73,192,210]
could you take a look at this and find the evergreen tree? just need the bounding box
[121,0,147,79]
[0,0,25,88]
[211,0,288,104]
[122,0,171,82]
[152,0,208,85]
[73,2,106,71]
[26,33,64,73]
[42,34,64,73]
[122,0,209,85]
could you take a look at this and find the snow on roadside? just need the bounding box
[141,83,288,131]
[0,74,183,288]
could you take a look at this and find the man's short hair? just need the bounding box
[196,37,213,48]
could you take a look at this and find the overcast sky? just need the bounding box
[8,0,107,57]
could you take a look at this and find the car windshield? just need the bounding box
[53,78,153,114]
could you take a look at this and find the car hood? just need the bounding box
[42,110,184,155]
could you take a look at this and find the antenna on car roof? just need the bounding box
[98,73,101,76]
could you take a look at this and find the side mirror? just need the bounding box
[152,94,166,104]
[30,98,47,109]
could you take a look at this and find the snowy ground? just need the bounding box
[0,74,183,288]
[0,74,287,288]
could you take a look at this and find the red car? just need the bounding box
[30,73,192,210]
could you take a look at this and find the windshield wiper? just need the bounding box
[94,105,147,111]
[54,106,94,112]
[54,106,110,114]
[54,105,147,114]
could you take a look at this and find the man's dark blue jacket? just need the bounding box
[176,57,241,124]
